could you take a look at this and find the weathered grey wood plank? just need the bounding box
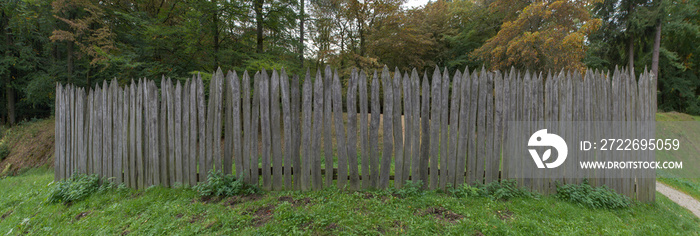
[290,74,301,189]
[476,69,487,185]
[260,69,272,190]
[410,69,420,184]
[485,73,495,183]
[381,66,394,189]
[215,70,225,174]
[250,72,261,186]
[149,82,159,186]
[301,70,313,191]
[54,84,62,180]
[114,85,123,184]
[143,82,151,186]
[67,86,72,179]
[78,89,85,175]
[347,69,359,190]
[447,69,461,187]
[102,81,110,180]
[420,71,430,187]
[121,88,129,185]
[392,68,404,189]
[467,69,479,184]
[369,71,381,188]
[502,69,513,180]
[324,66,335,188]
[159,79,168,186]
[188,77,197,185]
[205,74,215,176]
[182,80,190,186]
[242,71,252,184]
[359,70,370,188]
[439,68,450,190]
[135,80,144,188]
[175,80,184,184]
[402,71,413,186]
[225,72,234,176]
[543,72,553,193]
[311,69,324,189]
[458,68,471,185]
[279,69,292,189]
[166,79,176,185]
[270,70,283,190]
[491,72,503,184]
[333,69,348,188]
[429,67,442,190]
[86,88,93,176]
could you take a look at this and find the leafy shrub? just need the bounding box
[0,143,9,161]
[555,180,631,209]
[451,180,533,201]
[449,183,481,198]
[48,174,109,203]
[193,171,260,197]
[480,180,533,201]
[390,180,424,198]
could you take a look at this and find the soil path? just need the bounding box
[656,181,700,218]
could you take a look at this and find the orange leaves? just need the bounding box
[471,0,599,72]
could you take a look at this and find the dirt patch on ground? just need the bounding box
[298,219,314,230]
[1,210,12,220]
[393,220,407,231]
[496,208,514,221]
[473,231,485,236]
[325,222,339,231]
[0,119,55,176]
[420,207,463,223]
[75,211,91,221]
[189,213,205,223]
[247,205,275,227]
[225,194,263,207]
[199,195,224,204]
[278,196,311,207]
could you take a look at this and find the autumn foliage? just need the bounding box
[472,0,601,72]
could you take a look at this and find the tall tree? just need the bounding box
[50,0,115,86]
[299,0,305,67]
[472,0,601,72]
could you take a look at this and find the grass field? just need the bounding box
[1,168,699,235]
[655,112,700,200]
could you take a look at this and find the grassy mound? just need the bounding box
[0,118,55,176]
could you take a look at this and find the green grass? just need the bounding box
[655,112,700,201]
[1,169,698,235]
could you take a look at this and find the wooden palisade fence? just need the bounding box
[55,66,657,202]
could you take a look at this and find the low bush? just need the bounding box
[193,171,260,197]
[48,174,110,204]
[555,180,631,209]
[451,180,534,201]
[390,180,424,198]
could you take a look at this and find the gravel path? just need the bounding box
[656,181,700,218]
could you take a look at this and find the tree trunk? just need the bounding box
[255,0,264,53]
[3,10,16,125]
[628,34,634,72]
[67,41,74,84]
[652,20,661,79]
[299,0,304,68]
[213,0,220,70]
[5,77,15,125]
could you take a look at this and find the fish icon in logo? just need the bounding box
[528,129,568,168]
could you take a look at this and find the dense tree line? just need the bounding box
[1,0,698,124]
